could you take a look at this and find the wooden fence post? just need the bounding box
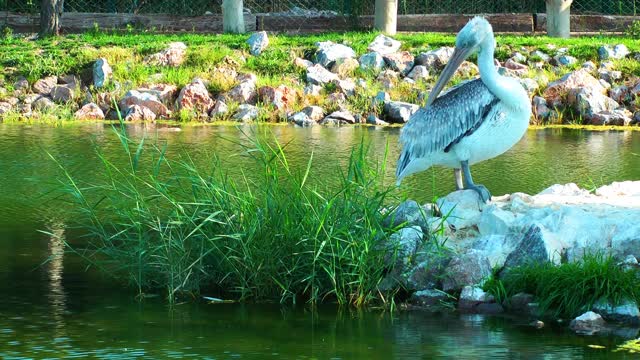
[374,0,397,35]
[546,0,573,38]
[222,0,245,34]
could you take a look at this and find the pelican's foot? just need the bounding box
[467,184,492,203]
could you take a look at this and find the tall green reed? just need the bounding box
[53,120,402,305]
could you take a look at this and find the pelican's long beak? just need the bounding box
[426,46,475,107]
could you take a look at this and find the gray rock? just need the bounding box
[315,41,356,69]
[50,86,74,103]
[598,69,622,83]
[333,78,356,96]
[582,61,597,71]
[570,311,606,335]
[519,78,539,96]
[510,292,535,312]
[289,112,316,127]
[93,58,112,88]
[589,109,633,126]
[144,42,187,67]
[303,84,322,96]
[32,96,55,111]
[366,114,388,126]
[442,250,492,292]
[383,51,415,76]
[503,224,564,268]
[554,54,577,66]
[33,76,58,95]
[471,234,517,268]
[294,57,313,69]
[458,286,494,310]
[410,289,449,306]
[386,226,424,271]
[533,96,551,120]
[373,91,390,107]
[247,31,269,56]
[610,85,630,103]
[13,77,29,92]
[306,64,339,86]
[0,101,13,115]
[510,52,527,63]
[119,90,170,117]
[301,106,324,121]
[233,104,260,122]
[543,69,606,106]
[359,52,386,72]
[330,58,359,77]
[598,44,629,60]
[125,105,156,122]
[368,34,401,55]
[383,100,419,123]
[226,80,257,105]
[415,47,454,70]
[320,110,356,125]
[568,87,619,121]
[436,189,484,230]
[74,102,104,120]
[384,200,432,230]
[209,101,228,119]
[407,65,429,81]
[530,50,550,62]
[593,298,640,324]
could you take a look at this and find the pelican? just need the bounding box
[395,17,531,202]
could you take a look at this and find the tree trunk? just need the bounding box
[40,0,63,37]
[374,0,397,35]
[222,0,245,34]
[546,0,573,38]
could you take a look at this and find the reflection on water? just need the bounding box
[0,124,639,359]
[47,221,67,336]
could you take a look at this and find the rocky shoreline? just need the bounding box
[384,181,640,335]
[1,33,640,127]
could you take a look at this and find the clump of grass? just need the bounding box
[52,120,402,306]
[484,253,640,318]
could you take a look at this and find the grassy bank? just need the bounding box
[53,121,406,305]
[2,30,640,124]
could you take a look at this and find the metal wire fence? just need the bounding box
[1,0,639,16]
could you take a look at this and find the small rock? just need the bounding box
[384,200,432,230]
[93,58,112,88]
[366,114,388,125]
[598,69,622,84]
[306,64,339,86]
[50,86,74,103]
[510,292,535,312]
[510,52,527,63]
[294,57,313,69]
[289,112,316,127]
[359,52,386,72]
[303,84,322,96]
[529,320,545,329]
[570,311,606,335]
[333,78,356,96]
[442,250,492,292]
[530,50,550,63]
[383,51,415,76]
[326,92,346,105]
[503,224,565,267]
[383,101,419,124]
[232,104,260,122]
[176,79,214,113]
[144,42,187,67]
[32,76,58,95]
[226,80,257,104]
[301,105,324,121]
[247,31,269,56]
[600,60,616,71]
[407,65,429,81]
[368,34,401,55]
[331,58,359,77]
[138,84,178,105]
[582,61,597,71]
[458,286,494,310]
[32,96,55,111]
[0,101,13,115]
[119,90,170,117]
[610,85,630,103]
[554,54,577,66]
[519,78,539,96]
[13,77,29,92]
[320,110,356,125]
[533,97,551,121]
[504,58,529,74]
[209,101,228,120]
[315,41,356,69]
[74,102,104,120]
[385,226,424,270]
[415,47,454,70]
[124,105,156,122]
[589,109,633,126]
[598,44,629,60]
[410,289,448,306]
[258,85,296,111]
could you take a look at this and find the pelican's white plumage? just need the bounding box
[395,17,531,201]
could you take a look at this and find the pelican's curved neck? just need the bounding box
[477,34,515,106]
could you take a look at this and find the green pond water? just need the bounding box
[1,123,640,359]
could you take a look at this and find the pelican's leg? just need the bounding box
[454,168,464,191]
[460,160,491,203]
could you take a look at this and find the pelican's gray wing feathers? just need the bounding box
[396,78,499,177]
